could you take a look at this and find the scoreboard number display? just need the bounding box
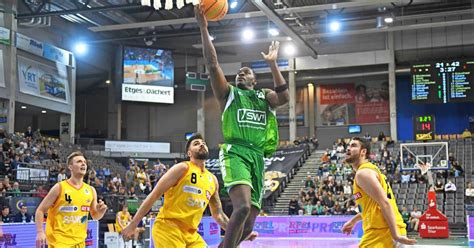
[413,115,435,141]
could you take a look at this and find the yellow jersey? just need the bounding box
[353,162,406,232]
[115,211,131,233]
[46,180,93,246]
[156,161,216,232]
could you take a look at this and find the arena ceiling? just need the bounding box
[14,0,474,91]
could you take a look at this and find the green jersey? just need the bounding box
[222,85,279,157]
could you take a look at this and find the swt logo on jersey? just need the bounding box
[237,109,266,126]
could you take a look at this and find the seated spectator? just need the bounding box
[401,207,410,231]
[321,151,330,164]
[409,172,418,184]
[1,206,12,223]
[401,172,410,184]
[298,209,304,216]
[332,203,344,215]
[444,180,456,192]
[363,132,371,141]
[410,207,422,231]
[13,205,32,223]
[312,201,324,215]
[24,126,33,139]
[307,187,316,199]
[33,185,48,198]
[8,182,21,197]
[434,180,444,193]
[466,182,474,204]
[57,168,67,182]
[304,175,314,188]
[378,131,386,141]
[310,136,319,149]
[343,182,352,195]
[288,197,299,215]
[448,153,464,177]
[462,128,472,139]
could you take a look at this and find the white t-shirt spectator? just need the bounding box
[112,176,122,185]
[401,174,410,183]
[466,187,474,197]
[343,185,352,195]
[410,210,422,219]
[57,172,67,182]
[445,182,456,192]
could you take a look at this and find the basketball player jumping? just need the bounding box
[121,133,256,247]
[195,3,289,248]
[35,151,108,248]
[342,137,416,247]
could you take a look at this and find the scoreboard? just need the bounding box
[413,115,435,141]
[411,60,474,104]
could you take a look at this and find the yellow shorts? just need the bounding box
[152,219,206,248]
[48,242,85,248]
[360,227,407,248]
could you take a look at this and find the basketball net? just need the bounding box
[141,0,199,10]
[416,162,434,186]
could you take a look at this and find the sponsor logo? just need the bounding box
[206,190,212,200]
[208,175,213,182]
[183,185,202,195]
[186,197,206,208]
[256,91,265,99]
[353,192,362,200]
[420,223,426,230]
[59,205,78,213]
[237,109,266,126]
[81,206,90,212]
[63,215,84,224]
[84,188,90,195]
[0,233,17,246]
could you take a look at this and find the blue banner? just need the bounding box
[43,43,70,65]
[0,220,99,247]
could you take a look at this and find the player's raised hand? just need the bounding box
[194,3,208,29]
[97,199,108,214]
[395,235,417,245]
[261,41,280,63]
[341,220,355,235]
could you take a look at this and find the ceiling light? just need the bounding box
[41,110,47,114]
[284,43,296,56]
[242,28,255,42]
[73,42,87,55]
[329,21,341,32]
[21,106,27,109]
[230,0,238,9]
[105,80,111,84]
[268,28,279,36]
[384,17,394,23]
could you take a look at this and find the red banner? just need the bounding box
[319,84,355,105]
[355,101,389,123]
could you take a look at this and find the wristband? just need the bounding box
[275,84,288,93]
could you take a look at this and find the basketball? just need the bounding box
[200,0,228,21]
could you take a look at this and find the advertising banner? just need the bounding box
[0,27,10,45]
[276,88,305,127]
[0,221,99,247]
[121,84,174,104]
[105,140,170,153]
[16,166,49,182]
[317,81,389,126]
[0,49,5,87]
[253,216,363,238]
[149,217,220,247]
[16,33,43,56]
[467,216,474,240]
[43,43,70,65]
[17,56,69,103]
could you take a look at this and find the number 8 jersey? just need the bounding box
[156,161,216,232]
[46,180,94,246]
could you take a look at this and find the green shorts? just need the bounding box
[219,143,265,210]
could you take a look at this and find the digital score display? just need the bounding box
[413,115,435,141]
[411,60,474,104]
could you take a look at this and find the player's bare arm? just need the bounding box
[90,187,107,220]
[356,169,416,245]
[342,213,362,235]
[121,162,189,239]
[35,183,60,246]
[195,4,229,109]
[209,174,229,231]
[262,41,289,109]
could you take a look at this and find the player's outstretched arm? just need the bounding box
[209,175,229,231]
[356,169,416,245]
[195,4,229,107]
[35,183,60,247]
[121,162,189,240]
[262,41,289,109]
[90,187,108,220]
